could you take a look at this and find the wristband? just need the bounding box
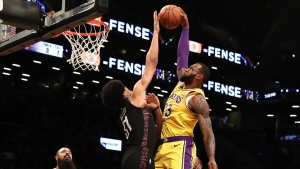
[209,156,215,160]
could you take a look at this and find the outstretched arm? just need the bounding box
[177,8,190,80]
[131,11,160,107]
[188,94,218,169]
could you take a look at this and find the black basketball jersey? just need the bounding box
[119,98,157,151]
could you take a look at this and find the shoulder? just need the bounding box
[185,87,205,97]
[189,93,206,104]
[175,81,185,88]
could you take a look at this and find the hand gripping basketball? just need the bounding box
[153,11,160,33]
[178,7,189,29]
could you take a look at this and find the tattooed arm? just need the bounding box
[188,94,218,169]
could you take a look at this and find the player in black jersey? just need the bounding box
[101,11,162,169]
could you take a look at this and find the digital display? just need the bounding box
[100,137,122,151]
[103,19,150,40]
[203,80,259,102]
[260,90,281,102]
[25,41,63,58]
[154,68,176,82]
[103,57,176,82]
[241,89,259,102]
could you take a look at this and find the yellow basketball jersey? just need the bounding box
[161,82,205,138]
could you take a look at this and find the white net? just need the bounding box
[62,19,109,71]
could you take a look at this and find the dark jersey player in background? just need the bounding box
[101,11,162,169]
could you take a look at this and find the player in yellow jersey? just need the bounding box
[154,8,218,169]
[146,93,203,169]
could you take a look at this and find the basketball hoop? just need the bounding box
[54,17,109,71]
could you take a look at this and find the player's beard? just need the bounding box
[179,74,196,85]
[57,158,77,169]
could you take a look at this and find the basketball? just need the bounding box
[159,5,182,29]
[81,52,101,66]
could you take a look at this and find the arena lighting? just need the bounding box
[92,80,100,83]
[275,81,280,84]
[140,49,146,52]
[226,102,232,105]
[205,97,209,100]
[292,105,299,108]
[211,66,218,70]
[231,105,237,108]
[281,89,300,93]
[73,86,78,89]
[157,94,164,97]
[3,67,11,71]
[33,60,42,64]
[295,121,300,124]
[52,67,60,70]
[174,63,177,65]
[76,82,83,85]
[22,74,30,77]
[161,90,168,93]
[267,114,274,117]
[21,78,28,81]
[154,86,160,89]
[226,108,232,111]
[210,109,211,111]
[253,62,259,68]
[280,88,300,93]
[2,72,10,76]
[73,71,80,75]
[292,54,295,57]
[165,36,175,45]
[12,64,20,67]
[290,114,297,117]
[106,76,113,79]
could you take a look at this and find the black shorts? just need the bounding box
[121,146,154,169]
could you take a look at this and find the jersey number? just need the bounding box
[164,103,173,117]
[121,115,132,139]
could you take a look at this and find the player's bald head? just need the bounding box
[55,147,72,162]
[56,147,70,156]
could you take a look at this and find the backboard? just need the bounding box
[0,0,108,56]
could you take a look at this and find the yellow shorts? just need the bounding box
[154,137,196,169]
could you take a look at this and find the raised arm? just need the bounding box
[188,94,218,169]
[177,8,190,80]
[131,11,160,107]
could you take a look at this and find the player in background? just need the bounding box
[54,147,76,169]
